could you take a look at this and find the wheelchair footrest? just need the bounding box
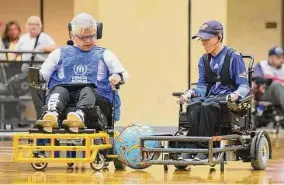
[35,120,58,128]
[62,120,85,128]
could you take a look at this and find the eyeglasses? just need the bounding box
[74,34,97,41]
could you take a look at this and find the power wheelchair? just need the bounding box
[139,54,272,172]
[252,78,284,134]
[13,67,126,171]
[13,22,126,171]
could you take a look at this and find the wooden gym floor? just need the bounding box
[0,130,284,184]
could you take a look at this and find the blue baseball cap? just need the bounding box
[268,46,284,56]
[192,20,224,40]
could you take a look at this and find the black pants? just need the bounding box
[186,96,225,137]
[183,96,225,149]
[45,86,111,123]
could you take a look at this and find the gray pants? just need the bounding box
[261,82,284,110]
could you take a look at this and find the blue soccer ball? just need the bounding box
[114,124,160,169]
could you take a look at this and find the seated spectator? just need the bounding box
[252,46,284,112]
[2,21,21,61]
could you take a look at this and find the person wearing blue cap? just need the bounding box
[178,20,250,161]
[252,46,284,112]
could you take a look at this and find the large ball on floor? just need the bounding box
[114,124,160,169]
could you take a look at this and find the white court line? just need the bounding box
[0,147,12,149]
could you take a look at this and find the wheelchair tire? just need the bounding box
[250,135,269,170]
[163,154,169,172]
[31,153,48,170]
[174,164,188,170]
[67,163,74,168]
[90,154,105,171]
[113,159,126,170]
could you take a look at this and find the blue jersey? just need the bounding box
[192,46,249,98]
[47,46,122,121]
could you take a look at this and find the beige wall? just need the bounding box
[44,0,74,46]
[227,0,282,63]
[90,0,189,127]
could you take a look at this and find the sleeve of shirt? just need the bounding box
[253,63,264,77]
[39,33,56,45]
[191,57,207,97]
[103,50,129,82]
[39,48,61,81]
[229,52,250,98]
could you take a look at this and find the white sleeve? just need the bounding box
[40,48,61,81]
[103,50,129,82]
[39,33,56,45]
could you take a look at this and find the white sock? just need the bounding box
[76,109,85,122]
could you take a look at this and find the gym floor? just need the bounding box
[0,129,283,184]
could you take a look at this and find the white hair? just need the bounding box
[71,13,97,35]
[26,16,42,27]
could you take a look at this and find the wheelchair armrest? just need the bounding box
[226,95,253,112]
[236,95,253,104]
[172,92,183,97]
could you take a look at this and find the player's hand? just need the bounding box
[178,91,192,104]
[228,93,239,102]
[109,74,121,87]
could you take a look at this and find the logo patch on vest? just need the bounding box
[72,64,88,83]
[73,64,87,75]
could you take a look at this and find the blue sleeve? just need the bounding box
[253,63,264,77]
[191,57,207,97]
[229,53,250,98]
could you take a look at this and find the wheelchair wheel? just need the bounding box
[90,154,105,171]
[31,153,48,170]
[67,163,74,168]
[174,164,188,170]
[163,154,169,172]
[250,135,269,170]
[113,159,126,170]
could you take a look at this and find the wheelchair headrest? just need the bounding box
[68,22,103,40]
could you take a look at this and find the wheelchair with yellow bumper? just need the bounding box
[13,67,125,171]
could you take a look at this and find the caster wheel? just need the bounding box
[67,163,74,168]
[31,153,48,170]
[163,154,169,172]
[90,154,105,171]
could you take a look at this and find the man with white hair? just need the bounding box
[16,16,57,67]
[37,13,129,131]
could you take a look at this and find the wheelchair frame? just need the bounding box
[12,67,125,171]
[139,54,272,172]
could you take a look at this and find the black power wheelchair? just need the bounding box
[252,78,284,134]
[139,54,272,172]
[13,22,126,171]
